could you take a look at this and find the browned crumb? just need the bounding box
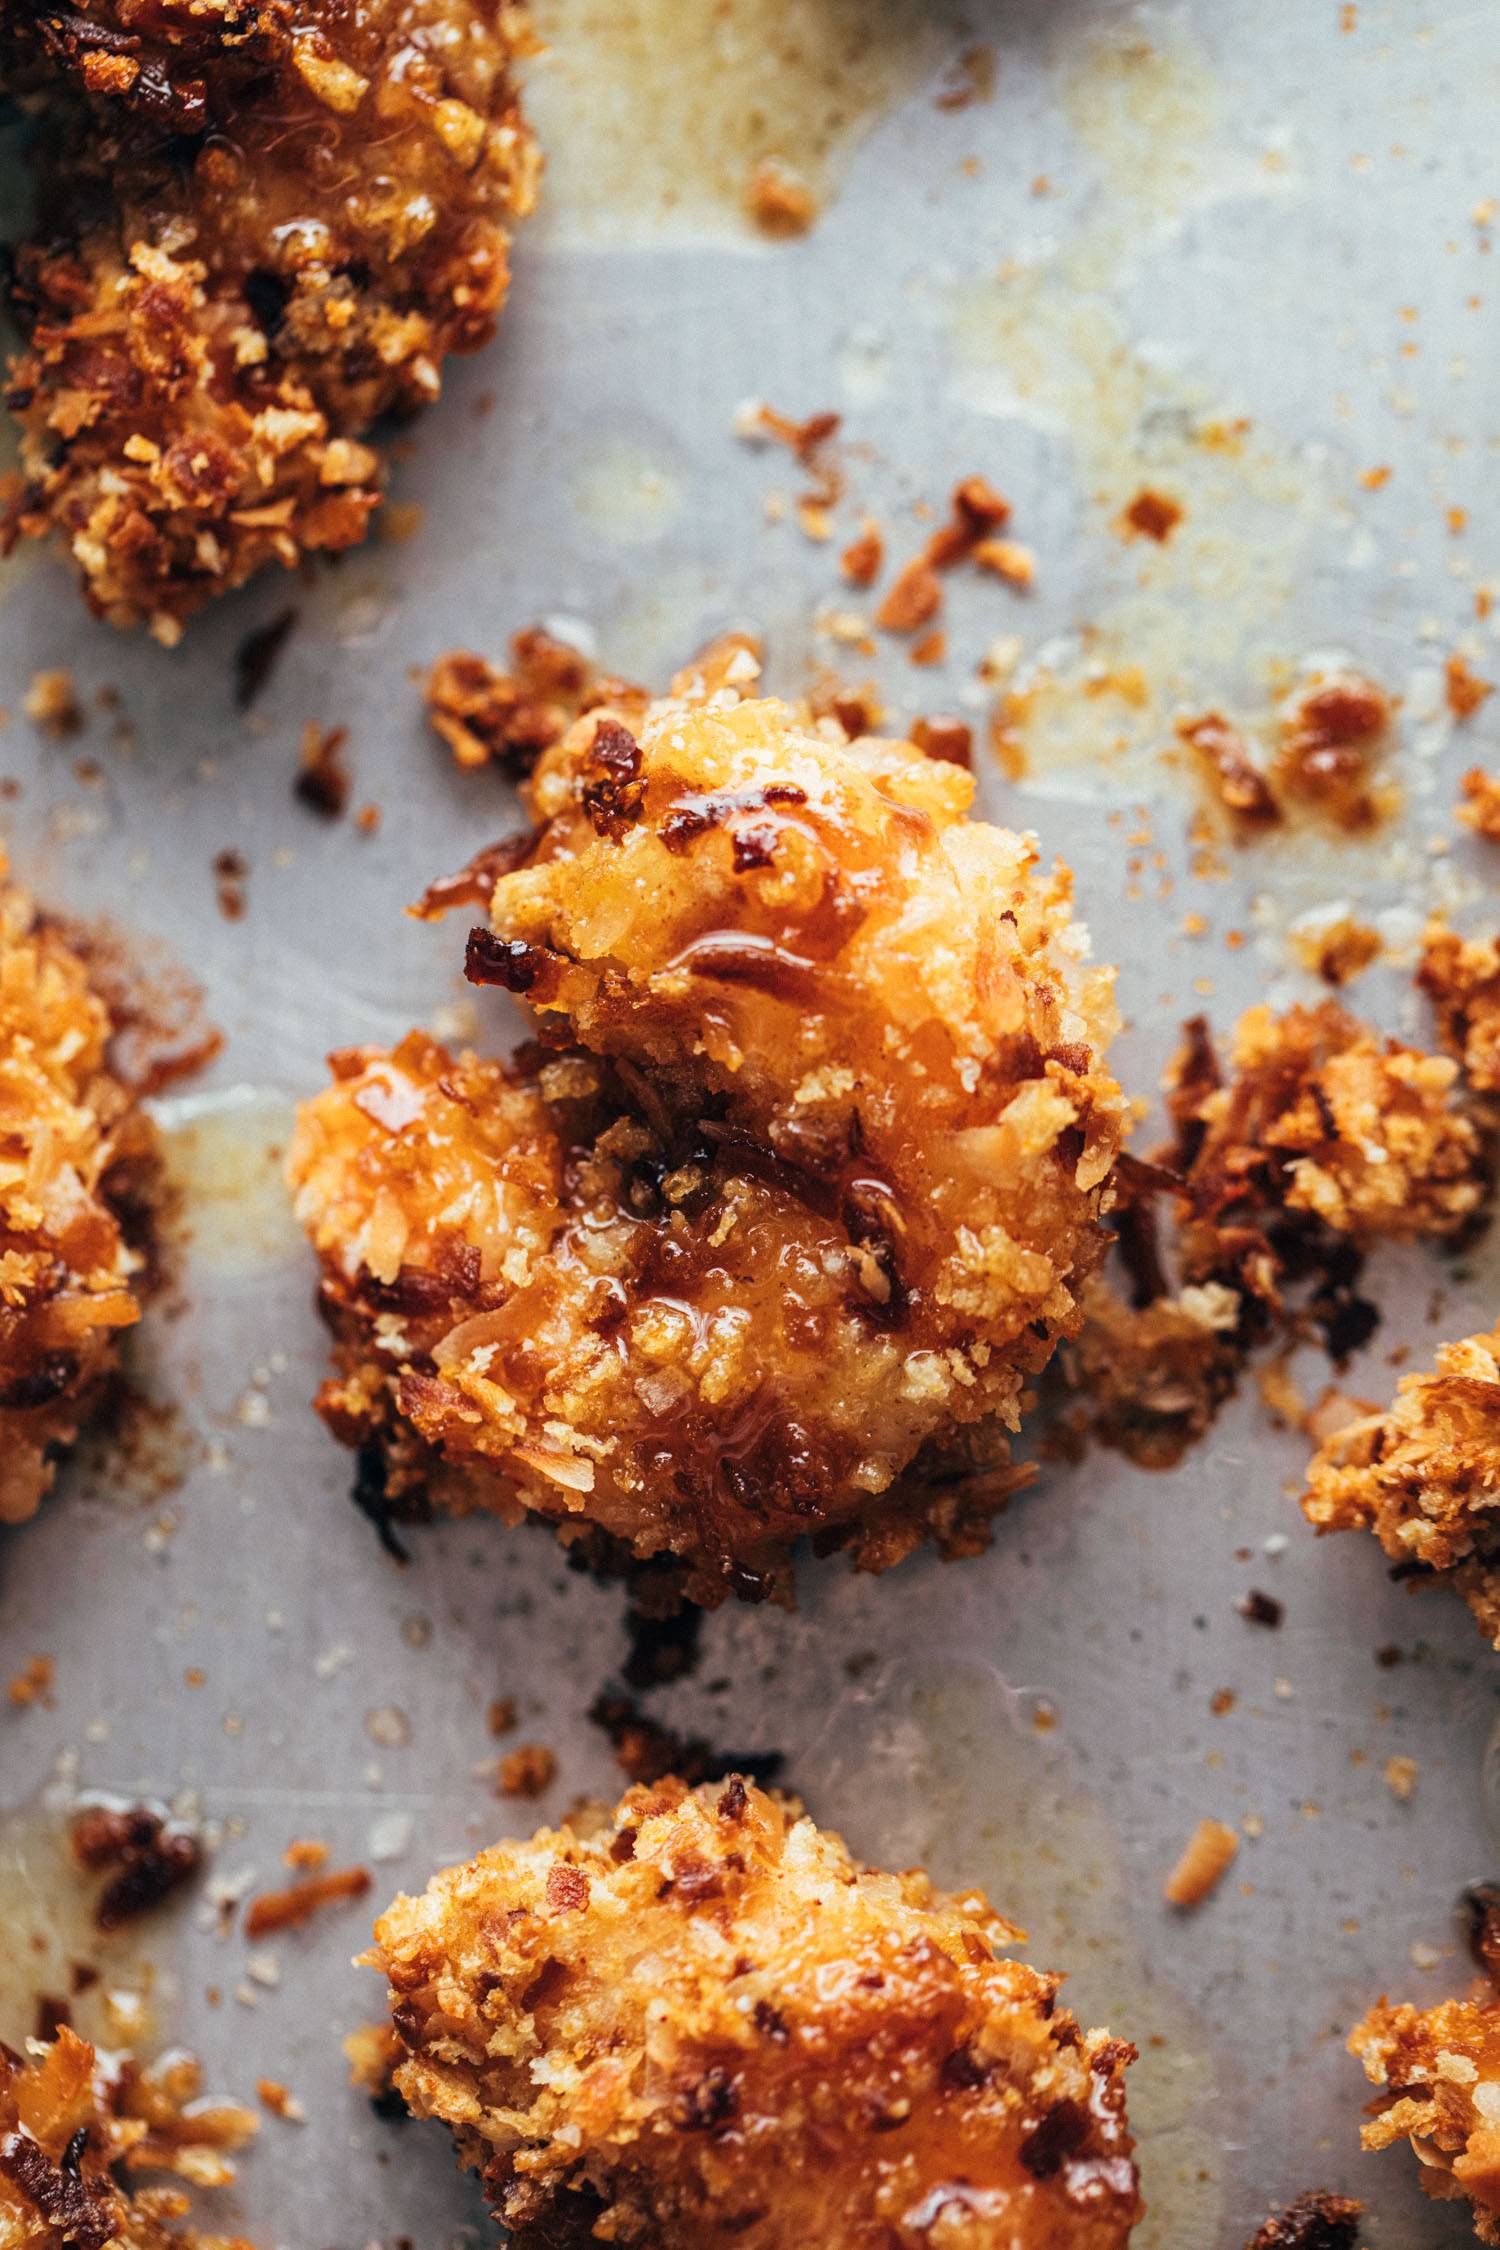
[23,669,82,737]
[70,1802,201,1930]
[1460,766,1500,841]
[368,1777,1141,2249]
[0,2025,257,2247]
[496,1743,555,1799]
[934,43,997,111]
[1383,1754,1418,1801]
[343,2018,404,2107]
[1162,1817,1238,1907]
[972,537,1036,586]
[486,1696,517,1736]
[0,855,160,1524]
[874,556,942,634]
[1289,915,1381,988]
[1352,1987,1500,2241]
[744,158,817,237]
[211,850,247,921]
[293,723,350,820]
[1243,2192,1362,2249]
[910,714,974,768]
[0,0,540,635]
[1175,711,1281,829]
[873,479,1015,636]
[1271,672,1395,832]
[1304,1322,1500,1647]
[1449,653,1496,723]
[289,659,1125,1606]
[1419,918,1500,1090]
[8,1654,55,1707]
[839,523,884,588]
[242,1864,372,1939]
[281,1836,330,1872]
[588,1689,782,1793]
[1115,489,1183,543]
[425,630,643,778]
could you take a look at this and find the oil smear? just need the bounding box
[0,1786,167,2053]
[798,1658,1224,2250]
[527,0,945,247]
[151,1085,301,1277]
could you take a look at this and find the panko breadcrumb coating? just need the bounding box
[0,0,539,636]
[1303,1323,1500,1646]
[369,1776,1142,2249]
[1420,921,1500,1093]
[290,671,1125,1603]
[0,853,156,1523]
[0,2025,256,2249]
[1352,1990,1500,2242]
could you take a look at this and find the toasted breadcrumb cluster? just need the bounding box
[0,0,539,635]
[0,2026,256,2249]
[0,853,157,1523]
[1419,920,1500,1093]
[1352,1991,1500,2242]
[369,1777,1141,2250]
[425,628,642,777]
[1062,1001,1485,1467]
[290,664,1124,1603]
[1303,1323,1500,1645]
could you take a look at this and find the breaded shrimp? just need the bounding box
[0,852,156,1522]
[369,1775,1142,2249]
[0,2024,256,2249]
[289,672,1125,1603]
[0,0,539,635]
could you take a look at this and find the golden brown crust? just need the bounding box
[369,1777,1141,2250]
[0,853,156,1523]
[1352,1992,1500,2243]
[1302,1324,1500,1646]
[289,679,1125,1603]
[1419,920,1500,1093]
[0,2025,256,2249]
[1,0,539,634]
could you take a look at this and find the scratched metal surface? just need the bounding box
[1,3,1499,2244]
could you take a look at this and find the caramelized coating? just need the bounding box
[1420,921,1500,1093]
[0,855,156,1523]
[1303,1324,1500,1646]
[369,1776,1141,2250]
[1,0,539,635]
[1352,1991,1500,2242]
[289,684,1124,1603]
[0,2025,256,2249]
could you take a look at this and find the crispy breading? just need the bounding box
[0,2025,256,2249]
[0,853,156,1523]
[1352,1991,1500,2243]
[1302,1323,1500,1646]
[0,0,539,635]
[289,678,1125,1603]
[1419,919,1500,1092]
[368,1776,1142,2249]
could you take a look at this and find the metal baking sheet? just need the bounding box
[2,3,1498,2244]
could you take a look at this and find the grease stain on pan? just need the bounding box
[0,1791,166,2054]
[152,1086,301,1277]
[799,1659,1225,2250]
[527,0,946,247]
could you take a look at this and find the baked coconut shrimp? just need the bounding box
[0,853,157,1524]
[0,0,539,636]
[369,1776,1142,2249]
[1352,1986,1500,2241]
[0,2025,257,2250]
[289,675,1124,1603]
[1303,1322,1500,1646]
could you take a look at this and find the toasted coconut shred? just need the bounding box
[289,649,1125,1604]
[367,1775,1141,2249]
[0,852,158,1523]
[0,2025,257,2249]
[0,0,540,634]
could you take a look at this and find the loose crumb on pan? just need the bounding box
[1162,1817,1238,1908]
[1352,1982,1500,2242]
[1448,652,1496,723]
[242,1863,372,1940]
[424,630,642,777]
[0,2025,257,2246]
[1242,2191,1363,2249]
[0,0,540,635]
[496,1743,555,1799]
[1303,1322,1500,1647]
[1459,768,1500,842]
[0,851,160,1524]
[290,646,1125,1606]
[367,1776,1141,2248]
